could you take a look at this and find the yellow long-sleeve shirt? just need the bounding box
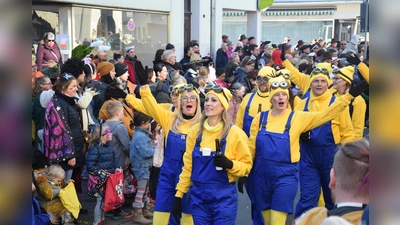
[334,93,366,140]
[175,122,252,198]
[249,93,354,163]
[282,59,336,95]
[295,90,354,145]
[358,62,369,84]
[236,90,270,130]
[125,94,174,115]
[139,86,192,139]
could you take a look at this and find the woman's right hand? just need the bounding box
[140,85,149,90]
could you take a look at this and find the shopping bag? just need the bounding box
[149,166,160,200]
[103,170,125,212]
[59,182,82,219]
[32,197,50,225]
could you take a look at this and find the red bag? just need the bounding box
[103,170,125,212]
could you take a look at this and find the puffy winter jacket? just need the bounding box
[86,141,117,174]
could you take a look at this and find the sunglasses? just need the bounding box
[181,95,197,102]
[169,84,196,95]
[256,75,269,83]
[311,67,329,76]
[277,71,290,79]
[270,81,289,89]
[204,84,229,102]
[47,40,55,42]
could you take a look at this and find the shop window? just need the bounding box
[73,7,168,68]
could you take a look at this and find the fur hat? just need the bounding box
[97,62,114,77]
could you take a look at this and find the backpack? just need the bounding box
[32,197,50,225]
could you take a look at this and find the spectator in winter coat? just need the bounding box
[124,46,147,85]
[216,43,229,69]
[36,32,63,76]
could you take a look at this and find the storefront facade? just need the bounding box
[32,0,185,67]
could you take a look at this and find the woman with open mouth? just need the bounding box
[171,84,252,225]
[139,83,202,225]
[246,76,367,225]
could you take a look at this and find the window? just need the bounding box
[73,7,168,67]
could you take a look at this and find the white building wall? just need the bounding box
[169,0,185,60]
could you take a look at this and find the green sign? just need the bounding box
[258,0,274,10]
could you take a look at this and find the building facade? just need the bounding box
[32,0,361,67]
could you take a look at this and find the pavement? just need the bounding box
[75,179,293,225]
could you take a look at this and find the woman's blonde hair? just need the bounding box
[89,123,110,147]
[170,90,202,134]
[46,164,65,180]
[197,102,231,139]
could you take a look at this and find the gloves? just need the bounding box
[171,197,182,223]
[280,44,286,61]
[84,88,100,97]
[346,54,361,65]
[348,80,369,98]
[300,131,311,142]
[237,177,247,194]
[105,85,127,100]
[214,154,233,169]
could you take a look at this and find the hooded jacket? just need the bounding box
[124,55,147,85]
[36,41,63,71]
[105,120,131,169]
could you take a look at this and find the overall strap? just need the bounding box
[285,111,295,131]
[259,110,270,129]
[328,83,334,89]
[349,98,355,118]
[195,132,203,147]
[245,92,256,113]
[329,95,336,106]
[303,97,311,112]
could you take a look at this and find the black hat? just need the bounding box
[320,51,332,61]
[234,46,243,52]
[248,36,255,41]
[262,40,271,46]
[239,34,247,41]
[114,63,128,77]
[300,44,311,51]
[271,43,278,49]
[166,43,175,50]
[296,40,304,48]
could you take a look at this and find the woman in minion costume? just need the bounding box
[172,84,252,225]
[139,83,202,225]
[247,76,367,225]
[332,66,366,140]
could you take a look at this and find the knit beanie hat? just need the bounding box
[272,50,282,66]
[205,87,232,111]
[336,66,354,84]
[309,62,332,86]
[269,76,289,97]
[97,62,114,77]
[258,66,276,79]
[114,63,128,77]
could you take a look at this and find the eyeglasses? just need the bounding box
[311,67,329,76]
[331,77,343,82]
[277,71,290,79]
[204,84,229,102]
[256,75,269,83]
[169,84,196,95]
[47,40,55,42]
[270,81,289,89]
[341,43,347,45]
[181,95,197,102]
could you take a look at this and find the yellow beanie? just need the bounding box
[337,66,354,84]
[309,63,332,86]
[277,68,292,85]
[269,76,289,97]
[258,66,277,78]
[97,62,115,77]
[206,88,232,110]
[316,62,332,74]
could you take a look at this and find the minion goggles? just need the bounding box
[270,81,289,89]
[204,84,229,102]
[169,84,198,95]
[277,71,290,79]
